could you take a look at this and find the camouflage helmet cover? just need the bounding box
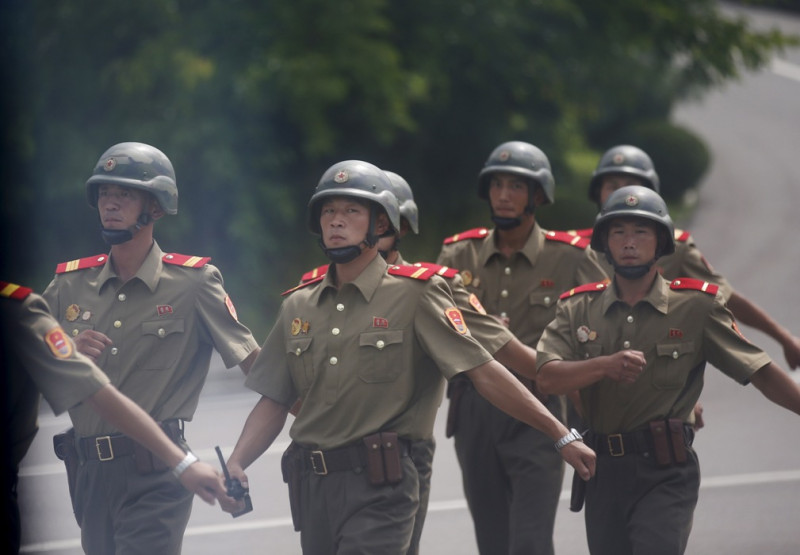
[591,185,675,256]
[589,145,660,204]
[86,142,178,215]
[308,160,401,235]
[478,141,555,205]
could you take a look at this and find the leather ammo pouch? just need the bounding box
[649,419,688,466]
[445,377,468,438]
[363,433,386,485]
[668,419,688,464]
[380,432,403,485]
[133,419,182,474]
[362,432,404,486]
[53,428,79,501]
[281,443,303,531]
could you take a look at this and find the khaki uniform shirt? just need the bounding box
[436,223,609,348]
[245,255,493,449]
[2,287,109,466]
[42,242,259,436]
[536,275,771,433]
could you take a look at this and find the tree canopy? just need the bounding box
[1,0,794,336]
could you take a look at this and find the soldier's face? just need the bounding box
[599,175,645,206]
[488,173,530,217]
[606,218,658,265]
[97,184,148,229]
[320,197,372,248]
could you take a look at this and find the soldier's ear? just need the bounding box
[531,184,546,207]
[374,212,390,235]
[149,198,165,221]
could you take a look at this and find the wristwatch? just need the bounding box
[554,428,583,452]
[172,452,199,478]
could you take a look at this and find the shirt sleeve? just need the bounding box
[675,238,734,301]
[535,300,580,371]
[244,303,298,407]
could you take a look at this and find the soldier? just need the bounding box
[218,160,596,554]
[536,185,800,554]
[42,142,260,555]
[578,144,800,374]
[1,282,227,555]
[436,141,608,555]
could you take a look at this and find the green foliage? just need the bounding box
[2,0,795,335]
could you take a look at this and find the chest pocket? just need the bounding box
[526,291,558,330]
[140,319,185,371]
[652,341,696,389]
[286,336,314,392]
[358,330,404,383]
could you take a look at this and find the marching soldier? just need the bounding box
[436,141,608,554]
[42,142,260,554]
[1,282,227,555]
[218,160,596,554]
[536,186,800,554]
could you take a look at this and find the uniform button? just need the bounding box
[336,303,345,312]
[584,353,590,359]
[500,290,509,298]
[376,340,385,349]
[544,296,551,305]
[504,267,511,275]
[329,357,338,365]
[114,320,122,328]
[110,347,119,355]
[118,293,126,302]
[672,351,679,359]
[626,315,634,323]
[72,329,79,337]
[331,327,340,336]
[500,312,508,319]
[158,328,166,338]
[623,340,631,349]
[295,348,302,356]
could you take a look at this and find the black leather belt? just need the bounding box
[298,438,411,476]
[78,419,183,462]
[586,424,694,457]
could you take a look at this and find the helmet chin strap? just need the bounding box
[100,212,152,245]
[605,251,657,280]
[319,207,381,264]
[490,205,534,230]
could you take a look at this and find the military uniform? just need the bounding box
[436,224,608,554]
[302,254,515,555]
[2,283,110,554]
[247,254,494,553]
[536,275,770,554]
[571,227,734,301]
[42,242,259,555]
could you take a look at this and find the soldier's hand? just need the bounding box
[219,464,250,515]
[782,335,800,370]
[560,441,596,481]
[606,350,645,384]
[178,461,227,505]
[692,402,705,431]
[74,329,113,361]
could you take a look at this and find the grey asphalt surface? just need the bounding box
[17,4,800,554]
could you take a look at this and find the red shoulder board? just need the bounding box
[674,229,691,242]
[545,230,590,249]
[411,262,459,279]
[301,264,329,283]
[282,275,324,296]
[162,253,211,268]
[388,265,436,281]
[0,281,33,301]
[443,227,489,245]
[560,281,608,300]
[669,278,718,295]
[55,254,108,274]
[566,228,593,238]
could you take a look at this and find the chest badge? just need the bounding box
[669,328,683,338]
[576,325,597,343]
[460,270,473,287]
[373,317,389,328]
[65,304,81,322]
[157,304,174,317]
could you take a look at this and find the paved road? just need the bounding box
[17,4,800,554]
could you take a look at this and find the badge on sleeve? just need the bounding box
[445,307,469,335]
[45,327,73,359]
[224,295,239,321]
[468,293,487,315]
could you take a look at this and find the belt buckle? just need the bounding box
[310,450,328,475]
[95,436,114,461]
[607,434,624,457]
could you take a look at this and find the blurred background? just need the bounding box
[1,0,798,338]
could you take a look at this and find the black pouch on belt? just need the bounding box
[380,432,403,485]
[363,433,386,486]
[649,420,672,466]
[281,444,302,531]
[53,429,79,503]
[668,419,687,464]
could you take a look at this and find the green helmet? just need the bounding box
[589,145,660,204]
[308,160,401,235]
[478,141,555,206]
[591,185,675,257]
[86,142,178,215]
[383,171,419,234]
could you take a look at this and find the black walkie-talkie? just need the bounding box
[215,446,253,517]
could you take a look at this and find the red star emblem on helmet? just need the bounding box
[334,170,349,183]
[625,194,639,206]
[103,158,117,172]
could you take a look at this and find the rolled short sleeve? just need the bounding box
[245,304,298,407]
[536,300,581,371]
